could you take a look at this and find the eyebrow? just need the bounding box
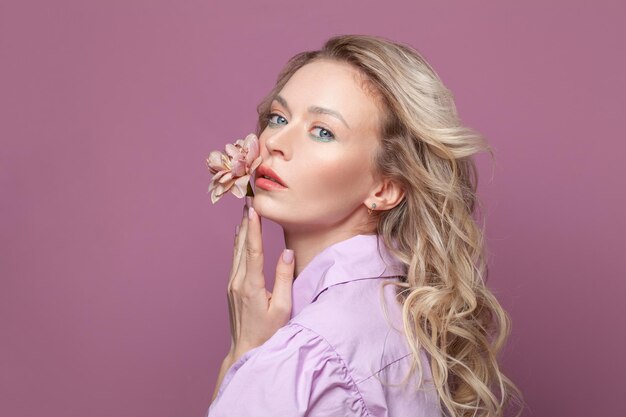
[272,94,351,129]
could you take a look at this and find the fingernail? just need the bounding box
[282,249,294,264]
[235,225,240,234]
[248,206,255,219]
[246,196,252,206]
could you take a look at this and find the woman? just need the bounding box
[207,34,522,417]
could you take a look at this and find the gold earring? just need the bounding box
[367,202,377,215]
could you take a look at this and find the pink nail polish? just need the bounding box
[282,249,294,264]
[248,206,255,219]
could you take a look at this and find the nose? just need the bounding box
[262,126,292,160]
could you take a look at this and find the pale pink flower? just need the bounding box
[206,133,263,204]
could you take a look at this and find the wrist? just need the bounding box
[225,345,250,365]
[221,353,235,370]
[212,353,237,402]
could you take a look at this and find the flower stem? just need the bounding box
[246,181,254,197]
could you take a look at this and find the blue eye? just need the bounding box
[267,113,287,126]
[310,127,335,141]
[266,112,335,142]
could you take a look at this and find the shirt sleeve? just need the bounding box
[206,322,370,417]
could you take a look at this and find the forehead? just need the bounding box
[277,59,383,134]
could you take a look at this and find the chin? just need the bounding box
[253,204,298,230]
[251,198,280,221]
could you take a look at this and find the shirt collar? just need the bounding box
[290,233,406,320]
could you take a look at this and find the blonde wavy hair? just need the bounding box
[254,34,523,417]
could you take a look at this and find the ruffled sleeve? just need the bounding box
[207,322,370,417]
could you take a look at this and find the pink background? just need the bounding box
[1,1,624,416]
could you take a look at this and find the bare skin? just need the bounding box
[212,59,405,401]
[212,198,295,402]
[254,59,405,277]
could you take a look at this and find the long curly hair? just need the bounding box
[253,34,523,417]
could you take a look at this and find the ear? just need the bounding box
[366,177,405,212]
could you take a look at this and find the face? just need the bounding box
[253,59,384,233]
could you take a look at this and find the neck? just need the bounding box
[283,226,376,277]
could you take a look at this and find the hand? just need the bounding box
[225,197,295,363]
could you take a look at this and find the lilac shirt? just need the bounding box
[207,234,442,416]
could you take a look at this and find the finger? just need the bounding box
[230,223,241,277]
[226,288,236,346]
[227,224,242,346]
[269,249,295,317]
[246,196,261,233]
[233,203,248,265]
[232,205,250,286]
[244,206,265,290]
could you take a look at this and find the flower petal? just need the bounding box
[207,151,228,173]
[211,181,229,203]
[249,156,262,173]
[231,159,246,177]
[222,176,239,192]
[243,134,260,167]
[225,143,240,158]
[211,188,223,204]
[208,134,263,203]
[212,169,230,182]
[215,181,227,195]
[218,171,234,184]
[231,175,249,198]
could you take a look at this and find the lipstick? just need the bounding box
[255,165,287,190]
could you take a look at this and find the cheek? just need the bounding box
[258,131,270,157]
[303,155,371,198]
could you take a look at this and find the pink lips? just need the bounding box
[255,165,287,188]
[255,177,287,191]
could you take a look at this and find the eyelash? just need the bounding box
[266,112,336,142]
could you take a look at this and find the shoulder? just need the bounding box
[291,277,413,379]
[289,278,443,416]
[208,283,442,417]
